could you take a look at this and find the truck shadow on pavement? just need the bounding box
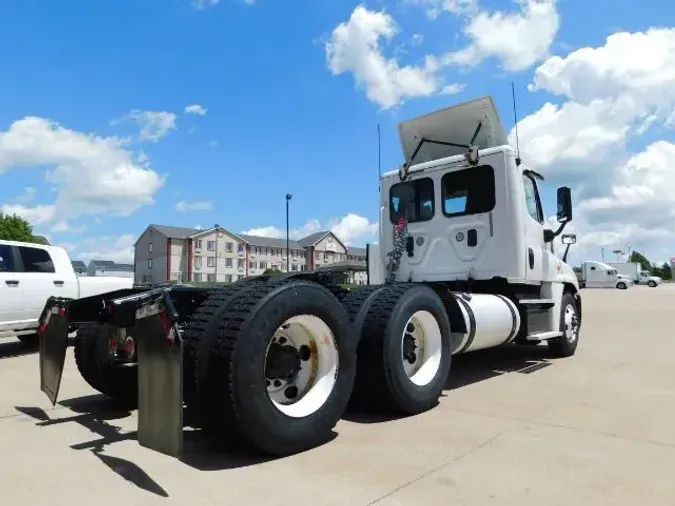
[0,340,38,359]
[13,344,552,495]
[343,343,554,424]
[14,393,329,496]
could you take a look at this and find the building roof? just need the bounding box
[71,260,87,269]
[88,260,134,271]
[297,231,330,247]
[347,246,367,256]
[151,224,200,239]
[239,234,303,249]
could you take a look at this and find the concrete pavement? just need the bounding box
[1,285,674,505]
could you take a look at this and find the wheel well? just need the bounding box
[429,284,467,334]
[563,282,581,321]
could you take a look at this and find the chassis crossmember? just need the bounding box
[37,285,214,458]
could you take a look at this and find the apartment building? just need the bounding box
[134,224,367,284]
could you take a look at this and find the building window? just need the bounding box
[226,242,233,252]
[148,259,153,269]
[207,257,215,267]
[237,259,245,269]
[194,256,202,267]
[207,241,216,251]
[291,264,299,271]
[259,261,268,270]
[238,243,245,254]
[195,240,202,250]
[148,242,153,253]
[193,273,202,282]
[315,251,321,260]
[249,261,257,270]
[225,258,233,268]
[225,274,232,283]
[207,274,216,282]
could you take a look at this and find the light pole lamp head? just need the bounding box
[286,193,293,201]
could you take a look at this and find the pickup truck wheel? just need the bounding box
[202,279,357,456]
[648,280,657,287]
[74,324,138,407]
[17,333,39,348]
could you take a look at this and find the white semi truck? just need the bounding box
[606,262,661,287]
[35,95,582,459]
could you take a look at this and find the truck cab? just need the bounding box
[579,261,619,289]
[376,96,578,293]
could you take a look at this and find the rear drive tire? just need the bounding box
[201,279,357,456]
[547,291,580,358]
[183,277,269,416]
[74,324,138,407]
[353,284,451,415]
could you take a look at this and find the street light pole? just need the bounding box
[286,193,292,272]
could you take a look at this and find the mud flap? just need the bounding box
[134,306,184,458]
[39,301,72,406]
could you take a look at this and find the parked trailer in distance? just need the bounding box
[606,262,661,287]
[35,95,582,459]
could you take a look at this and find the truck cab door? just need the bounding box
[522,174,545,283]
[0,244,25,326]
[14,245,63,326]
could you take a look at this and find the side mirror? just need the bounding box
[561,233,576,245]
[556,186,573,223]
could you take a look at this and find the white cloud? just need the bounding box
[121,110,177,142]
[76,234,136,264]
[242,213,378,246]
[325,5,443,109]
[442,0,560,72]
[512,27,675,260]
[406,0,478,18]
[184,104,207,116]
[0,203,55,225]
[0,117,165,225]
[13,186,36,204]
[191,0,219,9]
[175,200,214,212]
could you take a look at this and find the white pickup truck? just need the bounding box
[0,240,134,345]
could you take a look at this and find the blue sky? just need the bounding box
[0,0,673,265]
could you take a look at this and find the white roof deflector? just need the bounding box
[397,95,509,166]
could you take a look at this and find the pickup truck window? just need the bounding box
[0,245,15,272]
[18,246,55,273]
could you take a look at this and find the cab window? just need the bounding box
[441,165,495,217]
[389,178,434,224]
[18,246,55,273]
[522,174,544,223]
[0,245,15,272]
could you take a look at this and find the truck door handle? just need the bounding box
[5,280,19,286]
[54,280,65,286]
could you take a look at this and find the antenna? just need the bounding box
[377,124,382,191]
[511,82,521,167]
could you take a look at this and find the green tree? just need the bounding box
[263,268,283,275]
[628,250,651,272]
[653,262,673,281]
[0,213,42,243]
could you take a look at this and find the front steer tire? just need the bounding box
[547,291,581,358]
[74,323,138,407]
[198,279,358,456]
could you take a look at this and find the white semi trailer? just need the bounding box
[35,95,582,459]
[606,262,661,287]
